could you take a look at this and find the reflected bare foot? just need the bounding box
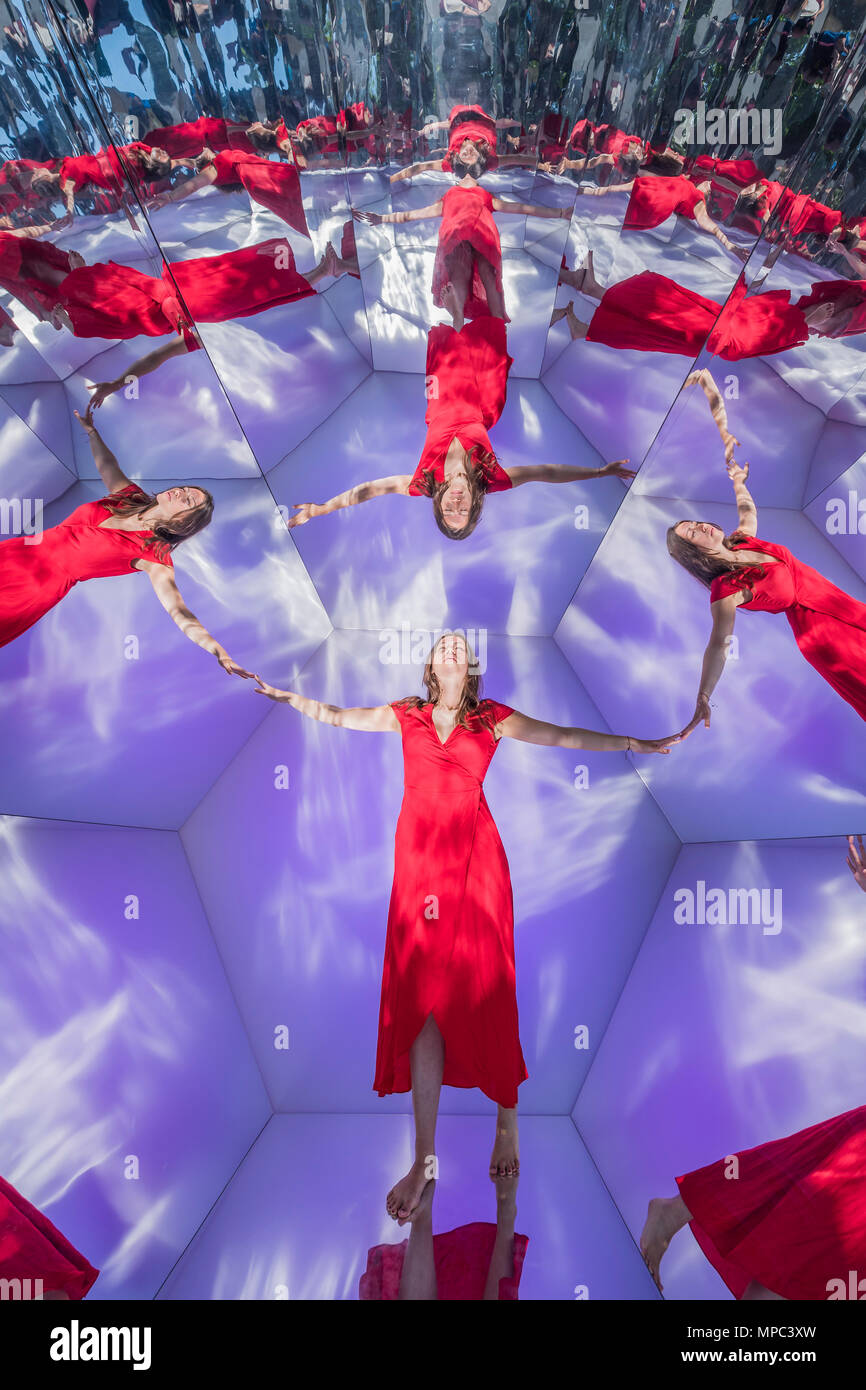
[387,1158,433,1225]
[493,1170,519,1224]
[565,302,589,340]
[490,1112,519,1178]
[550,303,570,326]
[439,280,465,332]
[406,1176,436,1225]
[639,1196,682,1293]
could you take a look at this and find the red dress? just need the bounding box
[0,1175,99,1299]
[0,233,73,318]
[409,319,513,497]
[208,150,309,237]
[0,158,57,214]
[0,483,172,648]
[709,535,866,720]
[359,1223,529,1300]
[431,184,506,321]
[677,1106,866,1300]
[622,175,704,230]
[143,116,254,157]
[374,698,528,1109]
[59,238,315,343]
[58,144,152,195]
[568,118,597,153]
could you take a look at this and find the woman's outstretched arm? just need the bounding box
[353,200,444,225]
[727,459,758,535]
[684,368,740,463]
[88,335,193,408]
[692,198,749,260]
[148,168,215,209]
[287,476,414,527]
[496,710,680,754]
[491,195,570,218]
[390,161,443,182]
[679,593,740,737]
[253,683,401,731]
[138,560,256,677]
[73,406,132,492]
[505,459,636,486]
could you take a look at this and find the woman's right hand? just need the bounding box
[88,380,122,409]
[847,834,866,893]
[73,405,96,432]
[287,503,320,529]
[352,207,382,224]
[726,457,749,485]
[253,677,297,705]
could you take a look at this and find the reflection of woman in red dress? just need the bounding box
[391,106,532,184]
[254,632,679,1222]
[145,147,309,238]
[0,1176,98,1300]
[558,252,866,355]
[141,115,259,158]
[667,451,866,734]
[360,1176,528,1299]
[579,174,748,259]
[57,144,180,214]
[287,318,633,539]
[353,178,568,329]
[0,227,83,326]
[641,1104,866,1298]
[49,239,343,406]
[0,407,254,675]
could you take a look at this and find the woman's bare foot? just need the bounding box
[581,247,603,298]
[490,1110,519,1177]
[440,279,464,332]
[322,240,339,278]
[406,1176,436,1226]
[49,305,73,332]
[550,303,570,326]
[640,1195,688,1293]
[565,302,589,340]
[493,1170,519,1224]
[68,251,86,270]
[387,1157,434,1225]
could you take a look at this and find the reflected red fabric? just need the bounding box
[709,534,866,720]
[143,116,235,157]
[622,175,704,230]
[374,698,527,1108]
[0,1175,99,1299]
[677,1105,866,1300]
[296,115,339,154]
[594,125,645,160]
[409,318,513,496]
[58,144,150,194]
[0,483,171,649]
[60,238,315,342]
[442,107,498,172]
[209,150,309,237]
[568,118,597,152]
[0,233,73,316]
[359,1223,529,1299]
[0,158,57,212]
[432,183,505,321]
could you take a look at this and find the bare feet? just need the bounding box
[49,305,73,332]
[550,303,570,326]
[640,1195,684,1293]
[490,1112,519,1178]
[493,1170,519,1222]
[439,279,464,332]
[68,251,86,270]
[565,302,589,340]
[406,1175,436,1225]
[387,1157,434,1225]
[322,240,339,278]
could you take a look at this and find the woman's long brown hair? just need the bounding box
[418,442,498,539]
[396,631,484,729]
[100,485,214,564]
[666,524,765,590]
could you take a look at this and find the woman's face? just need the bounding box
[440,473,471,528]
[675,519,724,552]
[458,138,482,165]
[431,633,470,681]
[156,485,207,519]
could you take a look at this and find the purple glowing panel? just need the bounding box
[574,838,866,1301]
[181,630,679,1114]
[0,817,269,1299]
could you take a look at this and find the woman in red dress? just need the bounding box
[558,252,866,356]
[0,406,254,673]
[640,1104,866,1298]
[146,147,309,238]
[391,106,532,184]
[42,239,343,406]
[57,144,180,213]
[353,178,569,329]
[359,1175,527,1299]
[579,174,748,259]
[141,115,259,158]
[667,451,866,733]
[286,317,633,540]
[0,227,84,326]
[0,1175,98,1300]
[254,631,680,1221]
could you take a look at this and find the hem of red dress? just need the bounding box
[374,1073,527,1110]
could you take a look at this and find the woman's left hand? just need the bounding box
[352,207,382,224]
[722,432,741,466]
[600,458,637,481]
[726,457,749,485]
[88,380,122,409]
[629,734,682,755]
[217,654,257,679]
[846,834,866,893]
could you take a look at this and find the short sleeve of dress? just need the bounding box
[481,698,515,730]
[142,543,174,569]
[709,572,744,604]
[474,451,512,493]
[407,465,432,497]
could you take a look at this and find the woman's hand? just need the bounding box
[217,653,257,679]
[721,432,742,466]
[148,192,170,210]
[628,733,682,755]
[88,380,122,409]
[352,207,382,224]
[287,502,320,529]
[599,458,637,481]
[731,243,750,264]
[678,692,712,739]
[253,676,298,704]
[73,405,96,432]
[726,457,749,485]
[846,834,866,893]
